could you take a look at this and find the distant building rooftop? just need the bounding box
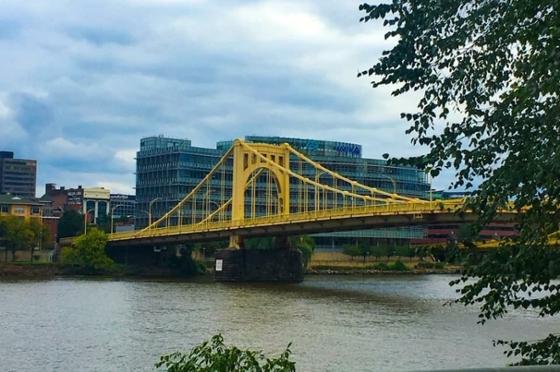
[0,151,14,159]
[0,193,42,206]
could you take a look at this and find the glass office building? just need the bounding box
[110,194,136,219]
[135,136,429,245]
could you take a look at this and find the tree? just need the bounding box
[395,245,412,261]
[244,237,275,250]
[193,240,228,257]
[57,210,84,239]
[371,244,388,261]
[343,242,371,263]
[343,244,360,261]
[359,1,560,364]
[27,218,50,262]
[95,213,111,233]
[156,334,295,372]
[0,217,7,262]
[0,216,36,262]
[414,246,427,262]
[62,228,113,273]
[289,235,315,268]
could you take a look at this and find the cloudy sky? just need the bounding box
[0,0,444,196]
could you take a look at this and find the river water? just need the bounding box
[0,275,556,371]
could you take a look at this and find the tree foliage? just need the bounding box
[155,334,295,372]
[343,243,370,263]
[193,240,228,257]
[359,0,560,364]
[0,216,48,261]
[243,236,315,268]
[245,237,276,250]
[289,235,315,268]
[57,210,84,238]
[62,228,113,273]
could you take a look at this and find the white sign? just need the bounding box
[215,259,223,272]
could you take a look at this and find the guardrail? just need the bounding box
[108,199,477,242]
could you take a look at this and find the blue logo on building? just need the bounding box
[335,143,361,157]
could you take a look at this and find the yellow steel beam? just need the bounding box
[240,141,390,204]
[285,143,422,202]
[143,145,234,231]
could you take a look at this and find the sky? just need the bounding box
[0,0,449,196]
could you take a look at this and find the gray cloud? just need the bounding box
[0,0,447,195]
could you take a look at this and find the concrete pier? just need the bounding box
[214,248,304,282]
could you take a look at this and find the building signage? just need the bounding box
[215,259,223,272]
[335,143,361,157]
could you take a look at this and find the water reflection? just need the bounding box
[0,275,557,372]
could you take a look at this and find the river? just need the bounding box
[0,275,556,371]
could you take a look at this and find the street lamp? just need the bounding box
[110,205,125,234]
[148,197,161,228]
[84,208,95,235]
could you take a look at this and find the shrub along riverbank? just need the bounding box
[307,260,461,275]
[0,259,461,279]
[1,228,462,279]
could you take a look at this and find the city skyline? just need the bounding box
[0,0,445,196]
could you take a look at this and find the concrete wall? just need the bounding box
[215,248,304,282]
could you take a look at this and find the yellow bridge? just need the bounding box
[108,140,515,248]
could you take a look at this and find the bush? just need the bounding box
[415,261,434,269]
[156,334,295,371]
[388,260,410,272]
[415,261,446,270]
[369,262,390,270]
[290,236,315,268]
[368,261,410,271]
[62,229,113,274]
[167,246,206,277]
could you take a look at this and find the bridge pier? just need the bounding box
[228,234,244,249]
[214,248,304,282]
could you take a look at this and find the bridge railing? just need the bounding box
[108,199,471,242]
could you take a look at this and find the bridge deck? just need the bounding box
[108,200,517,247]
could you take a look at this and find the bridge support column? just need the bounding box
[228,234,244,250]
[214,248,304,282]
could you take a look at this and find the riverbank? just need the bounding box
[0,263,60,279]
[0,262,462,280]
[0,263,202,280]
[306,267,462,275]
[308,251,463,275]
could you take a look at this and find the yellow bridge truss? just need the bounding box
[109,140,467,246]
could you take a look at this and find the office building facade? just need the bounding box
[0,151,37,198]
[110,194,136,219]
[135,136,430,246]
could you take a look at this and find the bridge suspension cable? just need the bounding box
[141,139,429,233]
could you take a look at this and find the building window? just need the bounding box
[32,207,40,214]
[0,205,8,213]
[13,207,25,215]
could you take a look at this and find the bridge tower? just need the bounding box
[229,140,291,248]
